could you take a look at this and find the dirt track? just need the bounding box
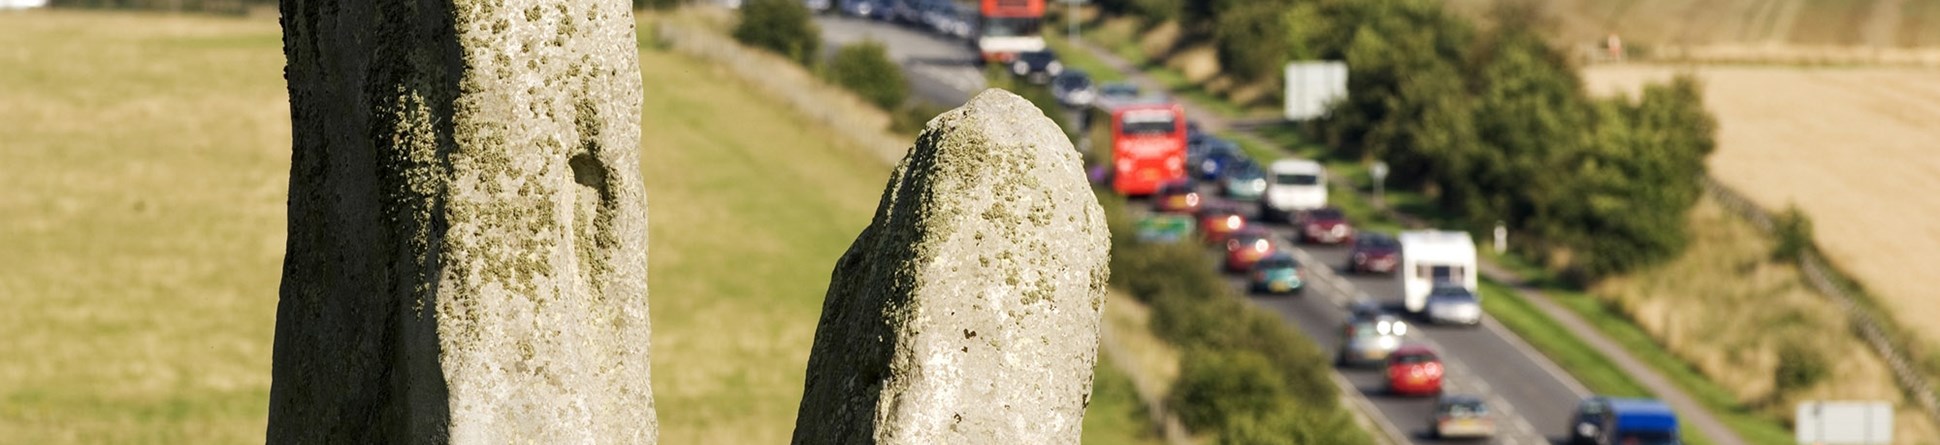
[1583,64,1940,351]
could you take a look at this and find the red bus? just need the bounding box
[1109,102,1188,196]
[977,0,1047,63]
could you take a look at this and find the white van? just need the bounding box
[1263,159,1327,220]
[1398,230,1478,314]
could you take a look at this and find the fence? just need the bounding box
[1700,176,1940,429]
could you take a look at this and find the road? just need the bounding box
[816,15,985,107]
[814,16,1594,445]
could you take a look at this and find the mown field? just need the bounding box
[1443,0,1940,47]
[1584,65,1940,364]
[0,10,1156,444]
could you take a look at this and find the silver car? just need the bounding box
[1337,313,1407,367]
[1424,284,1483,326]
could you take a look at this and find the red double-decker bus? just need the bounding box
[977,0,1047,63]
[1108,101,1187,196]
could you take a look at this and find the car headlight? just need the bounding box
[1047,61,1063,75]
[1012,61,1028,75]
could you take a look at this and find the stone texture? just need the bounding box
[791,90,1112,445]
[266,0,654,442]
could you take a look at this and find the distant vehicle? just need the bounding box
[1295,206,1354,245]
[1249,253,1304,295]
[1196,203,1248,245]
[1385,344,1444,396]
[1430,395,1499,439]
[1010,50,1061,84]
[1423,284,1483,326]
[946,2,979,39]
[1190,138,1244,182]
[839,0,889,18]
[1347,232,1400,274]
[1051,70,1095,107]
[1095,82,1140,108]
[1338,313,1406,367]
[1223,227,1277,273]
[1262,158,1327,221]
[1570,396,1682,445]
[1218,160,1266,202]
[1398,230,1478,314]
[888,0,921,24]
[1105,101,1187,196]
[803,0,832,13]
[1135,214,1195,244]
[1347,299,1386,322]
[974,0,1047,63]
[1152,180,1202,214]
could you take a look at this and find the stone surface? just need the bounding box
[266,0,654,442]
[790,89,1111,445]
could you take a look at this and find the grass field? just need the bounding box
[0,10,1155,443]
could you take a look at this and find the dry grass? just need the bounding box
[1594,199,1917,423]
[1584,65,1940,360]
[0,12,288,443]
[1100,292,1182,399]
[1445,0,1940,47]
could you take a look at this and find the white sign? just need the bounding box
[1797,401,1893,445]
[1283,61,1348,121]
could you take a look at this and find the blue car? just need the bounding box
[1190,138,1246,181]
[1569,396,1681,445]
[1248,253,1304,295]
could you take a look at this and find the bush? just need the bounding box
[1773,342,1829,396]
[826,40,908,110]
[633,0,686,10]
[1772,204,1814,261]
[732,0,821,66]
[1218,404,1366,445]
[1169,348,1288,431]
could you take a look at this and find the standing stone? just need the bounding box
[791,90,1112,444]
[267,0,654,442]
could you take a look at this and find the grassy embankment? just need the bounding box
[0,10,1157,444]
[1055,12,1937,444]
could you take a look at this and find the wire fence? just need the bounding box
[1700,175,1940,429]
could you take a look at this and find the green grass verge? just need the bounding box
[1084,361,1167,445]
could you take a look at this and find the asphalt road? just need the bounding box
[815,15,985,107]
[816,16,1597,445]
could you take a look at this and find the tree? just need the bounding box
[733,0,821,66]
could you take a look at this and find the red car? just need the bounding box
[1223,227,1277,273]
[1153,180,1202,214]
[1197,204,1248,245]
[1297,207,1354,244]
[1347,232,1400,274]
[1386,345,1444,397]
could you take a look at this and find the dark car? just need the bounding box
[1347,232,1400,274]
[1296,207,1354,245]
[840,0,890,19]
[1009,50,1061,84]
[1153,180,1202,215]
[1189,138,1245,182]
[1051,70,1095,107]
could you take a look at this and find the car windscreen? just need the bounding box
[1119,110,1177,136]
[1055,74,1090,89]
[981,17,1039,37]
[1391,352,1436,365]
[1358,236,1398,249]
[1308,208,1344,220]
[1441,401,1489,417]
[1256,257,1295,269]
[1275,173,1320,186]
[1101,85,1138,97]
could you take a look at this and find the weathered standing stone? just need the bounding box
[791,90,1112,444]
[267,0,654,442]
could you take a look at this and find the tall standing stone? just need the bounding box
[791,90,1112,445]
[267,0,654,442]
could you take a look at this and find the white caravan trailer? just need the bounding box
[1399,230,1478,313]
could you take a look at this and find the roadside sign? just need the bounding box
[1283,61,1348,121]
[1797,401,1892,445]
[1369,161,1388,181]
